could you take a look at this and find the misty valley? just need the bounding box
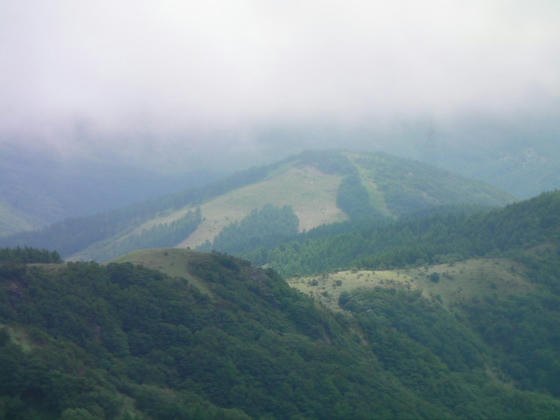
[1,149,560,419]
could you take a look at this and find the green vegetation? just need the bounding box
[0,158,558,419]
[336,174,383,221]
[0,250,433,419]
[346,152,513,215]
[180,164,345,249]
[199,205,299,254]
[289,258,533,312]
[281,190,560,416]
[339,287,560,418]
[1,247,560,418]
[0,162,275,258]
[464,293,560,395]
[1,150,513,262]
[73,208,202,262]
[247,191,560,278]
[0,246,61,264]
[2,190,560,418]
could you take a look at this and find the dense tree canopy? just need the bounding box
[2,247,560,419]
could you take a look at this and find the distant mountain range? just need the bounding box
[1,150,514,261]
[0,144,219,236]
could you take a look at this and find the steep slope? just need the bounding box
[0,144,218,231]
[0,200,35,236]
[282,191,560,400]
[247,190,560,278]
[290,257,534,312]
[1,150,514,261]
[179,165,347,248]
[291,251,560,399]
[1,247,559,419]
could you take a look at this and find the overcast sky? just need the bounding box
[1,0,559,164]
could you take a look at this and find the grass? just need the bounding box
[102,165,346,252]
[178,166,347,247]
[288,257,533,312]
[70,165,346,260]
[112,248,214,296]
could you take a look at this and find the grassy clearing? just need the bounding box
[288,258,533,312]
[112,165,346,251]
[112,248,213,296]
[178,166,347,248]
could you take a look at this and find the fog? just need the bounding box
[1,1,559,170]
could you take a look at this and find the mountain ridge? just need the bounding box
[1,150,514,262]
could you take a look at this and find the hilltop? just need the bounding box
[0,150,514,261]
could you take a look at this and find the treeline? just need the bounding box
[0,150,513,261]
[199,205,299,254]
[245,191,560,277]
[0,246,61,263]
[336,174,381,221]
[78,208,202,262]
[0,161,279,258]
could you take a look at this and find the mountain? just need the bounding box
[0,144,219,234]
[0,199,35,237]
[0,150,514,262]
[1,246,559,419]
[244,190,560,278]
[252,116,560,199]
[280,191,560,402]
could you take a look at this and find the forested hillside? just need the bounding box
[244,191,560,278]
[278,190,560,408]
[1,248,560,419]
[0,150,513,262]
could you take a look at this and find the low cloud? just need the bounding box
[1,1,559,164]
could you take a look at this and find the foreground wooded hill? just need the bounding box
[0,150,513,262]
[1,246,560,419]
